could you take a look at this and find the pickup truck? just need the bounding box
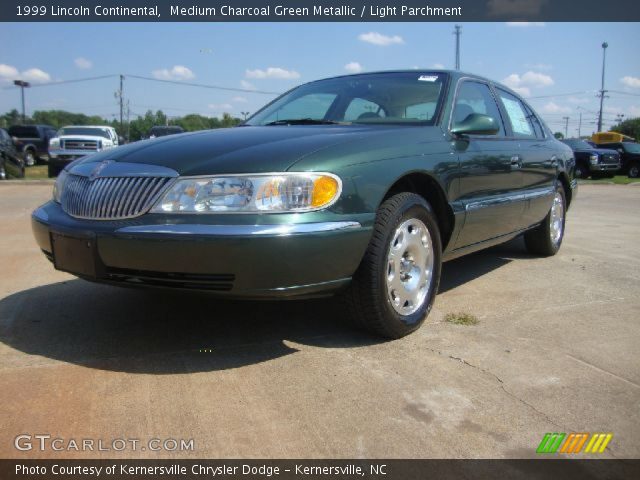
[8,124,57,166]
[48,126,119,177]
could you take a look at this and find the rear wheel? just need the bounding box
[343,192,442,339]
[0,164,6,180]
[574,162,589,179]
[524,184,566,257]
[628,163,640,179]
[23,150,36,167]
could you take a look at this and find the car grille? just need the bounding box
[601,154,619,165]
[62,139,99,150]
[61,174,172,220]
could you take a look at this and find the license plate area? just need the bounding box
[51,232,99,277]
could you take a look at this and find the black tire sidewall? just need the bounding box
[377,197,442,331]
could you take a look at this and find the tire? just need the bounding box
[574,163,589,179]
[0,165,6,180]
[24,150,36,167]
[47,163,61,178]
[628,163,640,179]
[524,184,566,257]
[343,192,442,339]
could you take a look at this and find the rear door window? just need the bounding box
[496,89,536,138]
[452,81,505,136]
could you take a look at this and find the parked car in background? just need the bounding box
[595,142,640,178]
[147,126,185,138]
[561,138,620,179]
[0,127,25,179]
[32,70,576,339]
[8,124,57,166]
[48,125,119,177]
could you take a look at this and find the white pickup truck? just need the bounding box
[48,125,119,177]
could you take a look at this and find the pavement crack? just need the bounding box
[442,351,565,430]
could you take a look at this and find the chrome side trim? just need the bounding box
[115,221,362,237]
[465,186,554,212]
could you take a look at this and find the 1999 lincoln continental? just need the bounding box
[32,70,576,338]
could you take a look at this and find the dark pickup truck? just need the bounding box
[596,142,640,178]
[8,124,57,166]
[561,138,620,179]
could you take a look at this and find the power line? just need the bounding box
[528,91,595,99]
[608,90,640,97]
[1,74,119,90]
[125,74,281,95]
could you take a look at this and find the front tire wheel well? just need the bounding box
[381,173,454,251]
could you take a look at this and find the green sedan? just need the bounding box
[32,70,577,338]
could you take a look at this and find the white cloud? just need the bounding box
[432,63,445,69]
[20,68,51,84]
[240,80,256,90]
[620,76,640,89]
[231,96,248,103]
[503,71,554,96]
[0,64,51,84]
[628,105,640,117]
[541,102,571,114]
[151,65,195,81]
[245,67,300,80]
[208,103,233,111]
[344,62,363,74]
[506,22,546,27]
[0,64,19,83]
[74,57,92,70]
[358,32,404,46]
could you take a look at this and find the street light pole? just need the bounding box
[13,80,31,123]
[241,111,250,121]
[597,42,608,133]
[563,116,570,139]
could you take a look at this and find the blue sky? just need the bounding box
[1,22,639,135]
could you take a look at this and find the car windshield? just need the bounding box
[58,127,111,138]
[562,139,593,150]
[246,72,448,126]
[623,142,640,153]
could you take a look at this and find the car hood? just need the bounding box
[71,125,443,176]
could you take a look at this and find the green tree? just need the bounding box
[610,117,640,141]
[554,132,564,139]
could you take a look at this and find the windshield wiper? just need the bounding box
[264,118,344,126]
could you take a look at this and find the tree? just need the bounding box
[553,132,564,139]
[610,117,640,141]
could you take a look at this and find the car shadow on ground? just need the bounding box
[0,237,532,375]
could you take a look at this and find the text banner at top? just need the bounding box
[1,0,640,22]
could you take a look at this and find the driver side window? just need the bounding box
[453,81,505,136]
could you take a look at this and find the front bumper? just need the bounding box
[32,201,373,298]
[590,163,620,172]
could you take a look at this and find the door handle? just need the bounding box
[510,155,522,169]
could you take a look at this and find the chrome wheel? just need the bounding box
[549,191,564,246]
[24,151,35,167]
[629,165,639,178]
[386,218,434,315]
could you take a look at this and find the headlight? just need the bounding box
[49,138,60,148]
[151,173,341,213]
[590,153,599,165]
[52,169,68,203]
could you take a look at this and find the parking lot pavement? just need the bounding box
[0,182,638,459]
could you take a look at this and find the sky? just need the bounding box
[0,22,639,135]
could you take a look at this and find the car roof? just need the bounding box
[60,125,112,129]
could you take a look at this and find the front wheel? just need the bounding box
[343,192,442,339]
[524,185,566,257]
[628,163,640,179]
[574,163,589,179]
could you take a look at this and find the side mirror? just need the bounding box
[451,113,499,136]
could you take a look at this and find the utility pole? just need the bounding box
[453,25,462,70]
[563,116,570,138]
[13,80,30,123]
[119,75,124,133]
[577,112,582,138]
[597,42,608,133]
[241,111,250,121]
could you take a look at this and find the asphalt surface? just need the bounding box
[0,182,638,459]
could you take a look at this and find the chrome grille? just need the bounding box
[62,139,99,150]
[601,154,619,165]
[61,175,172,220]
